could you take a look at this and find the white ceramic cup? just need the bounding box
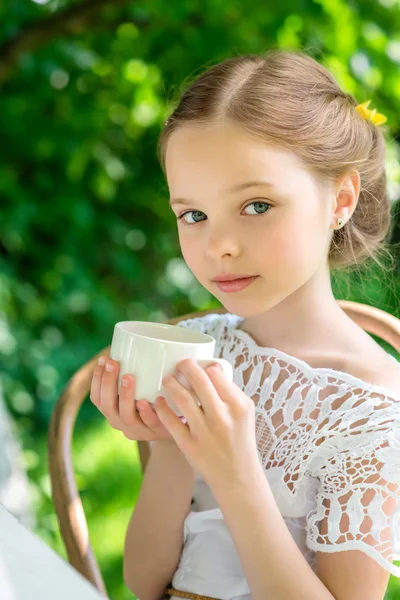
[109,321,233,417]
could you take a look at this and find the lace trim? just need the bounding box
[176,312,400,578]
[230,314,400,400]
[177,311,399,399]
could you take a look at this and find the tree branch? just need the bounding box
[0,0,136,85]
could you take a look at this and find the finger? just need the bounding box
[90,356,107,406]
[162,375,203,424]
[99,359,120,420]
[155,397,190,443]
[136,400,167,433]
[118,375,141,427]
[174,360,222,416]
[204,366,244,405]
[205,367,251,416]
[118,377,166,438]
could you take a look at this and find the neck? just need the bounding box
[238,263,352,354]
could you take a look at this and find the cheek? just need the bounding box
[276,234,309,265]
[266,223,323,273]
[179,234,200,267]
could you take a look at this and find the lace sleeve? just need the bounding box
[305,393,400,578]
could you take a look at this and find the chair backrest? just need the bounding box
[48,301,400,596]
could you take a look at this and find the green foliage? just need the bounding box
[1,1,400,598]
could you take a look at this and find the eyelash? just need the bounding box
[176,200,272,226]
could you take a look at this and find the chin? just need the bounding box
[213,297,265,319]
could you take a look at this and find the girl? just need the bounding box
[90,49,400,600]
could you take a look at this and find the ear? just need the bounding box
[331,169,361,227]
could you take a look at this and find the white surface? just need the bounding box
[0,504,107,600]
[0,386,34,529]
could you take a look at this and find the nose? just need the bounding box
[205,223,241,260]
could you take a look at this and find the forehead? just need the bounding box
[164,122,307,191]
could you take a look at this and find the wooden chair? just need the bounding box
[48,302,400,597]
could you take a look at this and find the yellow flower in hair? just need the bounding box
[355,99,387,126]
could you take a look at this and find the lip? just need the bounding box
[214,276,259,293]
[212,273,258,282]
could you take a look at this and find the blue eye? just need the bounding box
[177,201,271,225]
[178,210,205,225]
[244,201,270,216]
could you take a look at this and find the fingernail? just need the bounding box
[105,362,114,372]
[121,377,129,387]
[98,356,106,366]
[208,363,222,371]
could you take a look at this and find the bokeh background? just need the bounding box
[1,1,400,599]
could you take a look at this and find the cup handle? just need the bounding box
[160,358,233,417]
[195,358,233,380]
[173,358,233,393]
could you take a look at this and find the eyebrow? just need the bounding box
[169,180,276,206]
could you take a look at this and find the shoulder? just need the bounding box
[309,349,400,450]
[344,348,400,399]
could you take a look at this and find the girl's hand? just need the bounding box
[90,357,185,442]
[154,358,261,491]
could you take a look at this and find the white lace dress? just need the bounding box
[163,311,400,600]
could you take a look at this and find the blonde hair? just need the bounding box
[158,49,397,274]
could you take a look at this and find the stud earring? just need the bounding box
[336,218,344,228]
